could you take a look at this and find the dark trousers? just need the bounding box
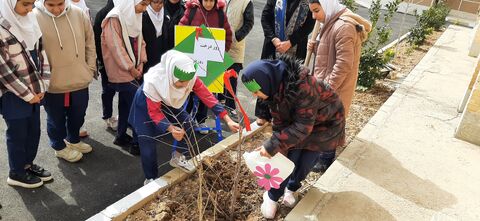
[100,68,116,120]
[268,149,320,201]
[109,81,137,139]
[219,63,242,110]
[1,93,41,175]
[44,88,89,150]
[139,106,195,179]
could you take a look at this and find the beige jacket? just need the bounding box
[34,6,96,94]
[226,0,250,64]
[314,9,371,116]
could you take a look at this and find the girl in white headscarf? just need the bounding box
[71,0,91,18]
[129,50,239,185]
[0,0,51,188]
[304,0,371,195]
[307,0,371,117]
[142,0,167,73]
[101,0,150,155]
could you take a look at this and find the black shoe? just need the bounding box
[129,143,140,156]
[26,164,53,182]
[7,172,43,189]
[113,134,133,147]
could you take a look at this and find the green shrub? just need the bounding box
[408,23,434,46]
[408,1,450,46]
[357,0,401,89]
[342,0,357,12]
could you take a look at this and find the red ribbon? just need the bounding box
[64,92,70,107]
[224,69,251,131]
[195,27,203,40]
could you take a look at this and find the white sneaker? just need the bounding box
[197,123,209,135]
[169,152,196,173]
[282,188,297,208]
[55,147,83,163]
[261,192,278,219]
[105,116,118,131]
[64,140,92,153]
[144,179,155,185]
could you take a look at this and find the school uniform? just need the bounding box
[0,15,49,177]
[101,0,147,143]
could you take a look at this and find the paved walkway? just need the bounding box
[287,24,480,221]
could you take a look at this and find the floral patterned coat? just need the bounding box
[257,56,346,156]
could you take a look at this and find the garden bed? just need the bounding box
[121,30,444,221]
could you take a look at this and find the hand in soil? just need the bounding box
[256,145,272,158]
[168,125,185,141]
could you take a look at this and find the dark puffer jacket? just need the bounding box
[259,55,346,156]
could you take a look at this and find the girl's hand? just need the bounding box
[168,125,185,141]
[276,40,292,54]
[307,39,318,52]
[227,121,240,133]
[37,93,45,100]
[130,67,141,79]
[255,146,272,159]
[137,63,144,75]
[223,115,240,133]
[272,37,281,48]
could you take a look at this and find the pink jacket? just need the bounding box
[101,17,147,83]
[314,9,371,116]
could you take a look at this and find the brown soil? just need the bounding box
[388,30,444,83]
[126,30,443,221]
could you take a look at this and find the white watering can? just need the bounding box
[243,151,295,190]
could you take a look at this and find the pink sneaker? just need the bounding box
[261,192,278,219]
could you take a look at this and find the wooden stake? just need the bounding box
[304,21,322,67]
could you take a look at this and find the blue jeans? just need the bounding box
[1,93,41,175]
[268,149,320,201]
[109,81,138,139]
[138,105,195,179]
[44,88,89,150]
[100,68,116,120]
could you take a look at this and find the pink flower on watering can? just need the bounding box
[254,163,283,190]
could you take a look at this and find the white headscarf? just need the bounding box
[147,5,164,37]
[71,0,90,16]
[143,50,197,109]
[0,0,42,50]
[106,0,143,37]
[35,0,72,18]
[318,0,346,24]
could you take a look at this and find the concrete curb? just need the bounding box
[86,122,268,221]
[378,31,411,54]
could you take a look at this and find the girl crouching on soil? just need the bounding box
[242,55,345,219]
[129,50,239,185]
